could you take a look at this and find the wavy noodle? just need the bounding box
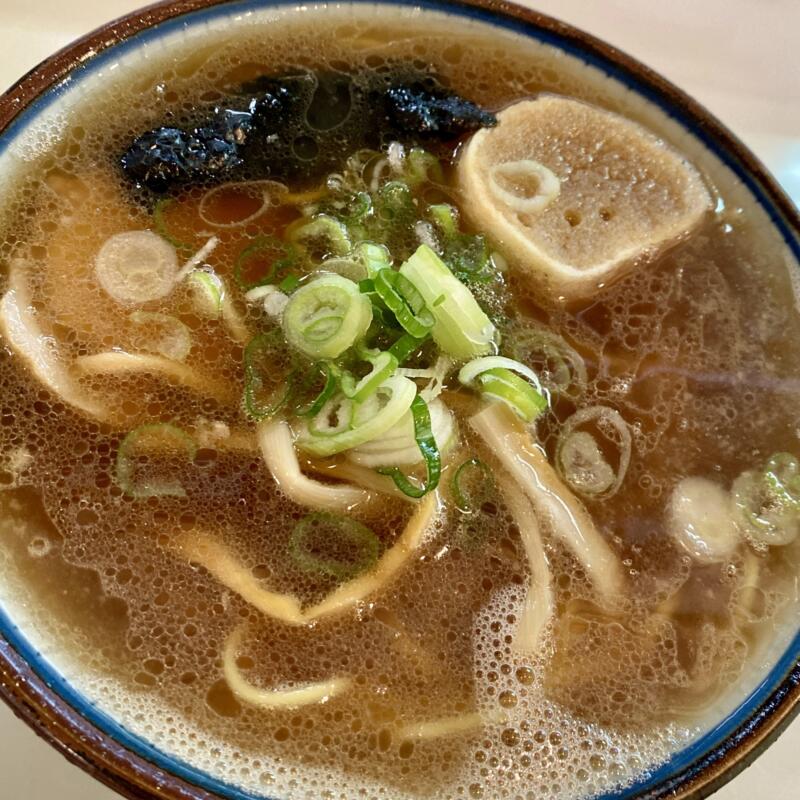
[398,709,506,741]
[304,457,415,500]
[502,479,553,652]
[223,624,351,708]
[175,532,305,624]
[173,492,439,625]
[257,419,371,512]
[470,403,624,602]
[0,261,109,421]
[75,351,236,404]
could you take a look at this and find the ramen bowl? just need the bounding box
[0,2,798,799]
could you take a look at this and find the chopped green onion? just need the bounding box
[378,395,441,498]
[234,235,297,291]
[289,513,380,580]
[428,204,491,283]
[336,351,398,403]
[452,457,493,513]
[355,242,392,276]
[307,394,354,437]
[733,453,800,547]
[375,181,415,224]
[153,198,192,251]
[477,368,548,422]
[298,375,416,457]
[115,424,196,498]
[279,273,301,293]
[342,191,372,223]
[186,270,223,318]
[388,332,429,364]
[405,148,445,187]
[399,245,496,360]
[286,213,351,257]
[282,274,372,360]
[459,356,544,396]
[505,325,587,400]
[428,203,459,237]
[295,362,338,417]
[128,311,192,362]
[243,331,294,420]
[374,268,435,338]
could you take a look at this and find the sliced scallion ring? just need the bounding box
[295,362,338,418]
[335,351,399,403]
[128,311,192,362]
[452,457,493,514]
[289,513,381,580]
[153,198,193,251]
[458,356,544,396]
[374,269,435,339]
[307,394,354,438]
[555,406,631,500]
[355,242,392,276]
[477,368,548,422]
[404,148,445,187]
[243,331,294,421]
[298,375,416,457]
[234,235,297,291]
[399,245,496,360]
[507,325,587,400]
[95,230,179,305]
[732,453,800,547]
[186,270,223,318]
[377,395,441,498]
[282,274,372,360]
[286,213,351,257]
[115,424,196,498]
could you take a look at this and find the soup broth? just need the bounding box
[0,7,798,800]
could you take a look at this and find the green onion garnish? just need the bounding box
[153,198,193,252]
[289,513,381,581]
[452,457,493,513]
[477,368,548,423]
[186,270,223,318]
[115,423,196,498]
[336,351,399,403]
[378,395,441,498]
[295,362,338,417]
[234,235,297,290]
[243,331,295,421]
[282,274,372,360]
[399,245,496,360]
[286,213,351,257]
[388,332,429,364]
[299,375,416,457]
[374,268,435,338]
[404,148,445,187]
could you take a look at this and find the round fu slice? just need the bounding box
[457,95,711,302]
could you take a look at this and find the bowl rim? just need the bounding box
[0,2,798,799]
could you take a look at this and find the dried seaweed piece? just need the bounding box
[120,68,495,193]
[385,86,496,136]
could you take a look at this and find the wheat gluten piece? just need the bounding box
[457,95,712,302]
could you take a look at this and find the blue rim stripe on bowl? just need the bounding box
[0,2,798,799]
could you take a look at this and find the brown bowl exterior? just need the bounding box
[0,1,799,799]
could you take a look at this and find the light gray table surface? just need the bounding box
[0,0,798,798]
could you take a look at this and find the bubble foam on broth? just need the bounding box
[0,5,798,800]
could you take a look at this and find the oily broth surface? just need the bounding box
[0,8,798,800]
